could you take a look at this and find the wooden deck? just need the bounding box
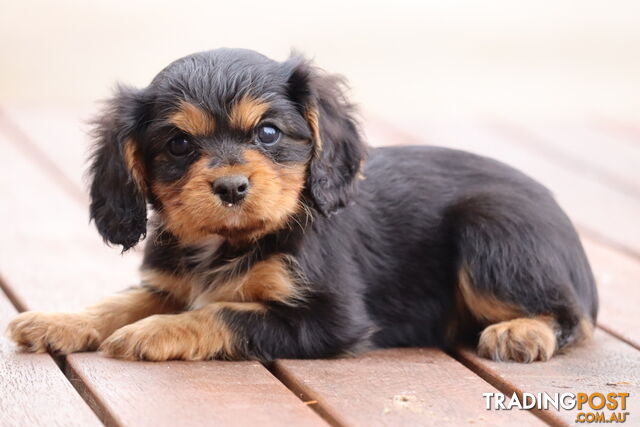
[0,106,638,426]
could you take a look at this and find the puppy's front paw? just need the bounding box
[99,314,220,361]
[8,311,101,354]
[478,317,557,363]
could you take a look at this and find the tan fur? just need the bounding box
[305,106,322,154]
[7,287,179,353]
[98,257,301,360]
[140,269,196,304]
[123,138,146,193]
[478,316,557,363]
[576,317,595,343]
[228,96,269,131]
[446,284,475,344]
[190,255,304,309]
[153,149,306,245]
[243,255,302,302]
[99,302,264,361]
[458,268,522,323]
[169,101,215,136]
[9,311,102,354]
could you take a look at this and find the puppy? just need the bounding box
[9,48,597,362]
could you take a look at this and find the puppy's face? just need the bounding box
[137,54,315,244]
[89,49,366,250]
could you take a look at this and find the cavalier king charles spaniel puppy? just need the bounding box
[9,48,597,363]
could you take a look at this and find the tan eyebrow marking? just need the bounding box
[169,101,215,136]
[228,95,270,131]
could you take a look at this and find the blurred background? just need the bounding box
[2,0,640,123]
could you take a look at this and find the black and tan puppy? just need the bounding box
[9,48,597,363]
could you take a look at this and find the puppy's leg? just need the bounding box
[8,285,180,354]
[99,302,254,361]
[448,194,597,362]
[100,301,366,361]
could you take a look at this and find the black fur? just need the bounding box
[286,57,367,215]
[89,85,149,250]
[91,48,598,361]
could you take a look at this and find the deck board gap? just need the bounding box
[597,324,640,351]
[0,276,27,312]
[578,226,640,262]
[64,359,122,427]
[0,107,87,204]
[0,277,113,425]
[265,361,345,427]
[449,348,567,426]
[488,120,640,199]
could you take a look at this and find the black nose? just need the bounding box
[212,175,250,205]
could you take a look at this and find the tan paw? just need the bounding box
[478,317,557,363]
[8,311,100,354]
[99,314,225,361]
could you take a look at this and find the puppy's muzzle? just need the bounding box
[212,175,250,206]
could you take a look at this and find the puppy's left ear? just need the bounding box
[285,56,367,216]
[88,84,149,251]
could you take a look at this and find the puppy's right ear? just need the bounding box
[89,84,149,251]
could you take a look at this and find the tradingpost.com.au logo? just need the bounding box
[483,392,631,423]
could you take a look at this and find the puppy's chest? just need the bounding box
[180,236,301,309]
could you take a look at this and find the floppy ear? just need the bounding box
[89,84,149,251]
[286,57,367,216]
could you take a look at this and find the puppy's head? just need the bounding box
[89,48,366,250]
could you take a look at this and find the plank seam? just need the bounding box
[0,278,108,426]
[265,361,345,427]
[64,357,123,427]
[578,225,640,262]
[593,118,640,146]
[486,122,640,259]
[488,120,640,200]
[0,108,113,426]
[449,349,566,427]
[0,276,27,312]
[450,323,639,426]
[372,115,640,260]
[0,107,87,205]
[597,324,640,351]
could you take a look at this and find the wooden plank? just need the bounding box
[1,105,91,199]
[369,118,640,256]
[66,355,326,427]
[0,118,326,426]
[0,126,140,312]
[273,348,544,426]
[456,330,640,426]
[583,239,640,349]
[0,289,102,427]
[493,120,640,197]
[594,118,640,146]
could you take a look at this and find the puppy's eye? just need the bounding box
[168,136,192,156]
[256,125,281,146]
